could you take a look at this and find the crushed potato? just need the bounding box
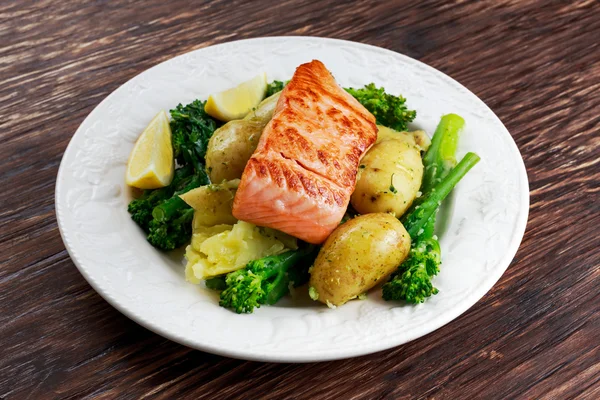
[185,220,298,282]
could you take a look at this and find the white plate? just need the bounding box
[55,37,529,362]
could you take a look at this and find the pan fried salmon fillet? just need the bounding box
[232,60,377,244]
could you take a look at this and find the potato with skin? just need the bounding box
[180,179,240,227]
[351,126,427,218]
[376,126,430,151]
[309,213,411,307]
[206,92,280,183]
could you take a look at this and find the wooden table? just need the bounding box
[2,1,599,398]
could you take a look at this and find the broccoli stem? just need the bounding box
[421,212,437,239]
[402,152,480,240]
[175,207,194,226]
[152,170,209,221]
[205,276,227,291]
[286,244,318,288]
[416,114,464,238]
[420,114,464,194]
[152,197,189,222]
[140,186,168,202]
[263,250,311,305]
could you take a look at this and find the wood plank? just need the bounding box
[1,0,598,398]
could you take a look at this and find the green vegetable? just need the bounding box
[417,114,464,238]
[147,207,194,250]
[151,169,209,222]
[170,100,219,171]
[382,238,441,303]
[127,100,219,250]
[420,114,464,195]
[382,115,479,304]
[345,83,416,131]
[207,245,318,313]
[340,204,359,224]
[265,80,287,97]
[403,152,480,240]
[286,246,317,289]
[127,185,174,232]
[205,276,227,291]
[143,168,210,250]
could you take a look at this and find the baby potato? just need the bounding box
[309,213,411,307]
[351,126,425,218]
[410,130,431,152]
[180,179,240,227]
[206,92,280,183]
[376,126,430,151]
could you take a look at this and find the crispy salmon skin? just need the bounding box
[232,60,377,244]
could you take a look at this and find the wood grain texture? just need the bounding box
[1,0,599,399]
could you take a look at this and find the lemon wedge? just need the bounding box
[204,73,267,121]
[125,110,174,189]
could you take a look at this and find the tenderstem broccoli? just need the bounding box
[170,100,218,170]
[402,152,480,240]
[420,114,464,194]
[265,80,287,97]
[127,186,173,232]
[206,245,318,314]
[345,83,416,131]
[418,114,464,238]
[147,207,195,250]
[151,168,209,222]
[383,115,479,304]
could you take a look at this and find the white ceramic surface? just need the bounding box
[55,37,529,362]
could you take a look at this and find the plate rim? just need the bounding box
[55,36,530,362]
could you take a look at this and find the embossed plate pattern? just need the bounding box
[55,37,529,362]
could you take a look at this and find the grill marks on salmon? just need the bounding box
[232,60,377,244]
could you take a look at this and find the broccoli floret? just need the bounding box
[212,246,317,313]
[170,100,219,171]
[382,239,440,303]
[383,114,479,303]
[127,188,171,231]
[265,80,287,97]
[147,207,194,251]
[345,83,416,131]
